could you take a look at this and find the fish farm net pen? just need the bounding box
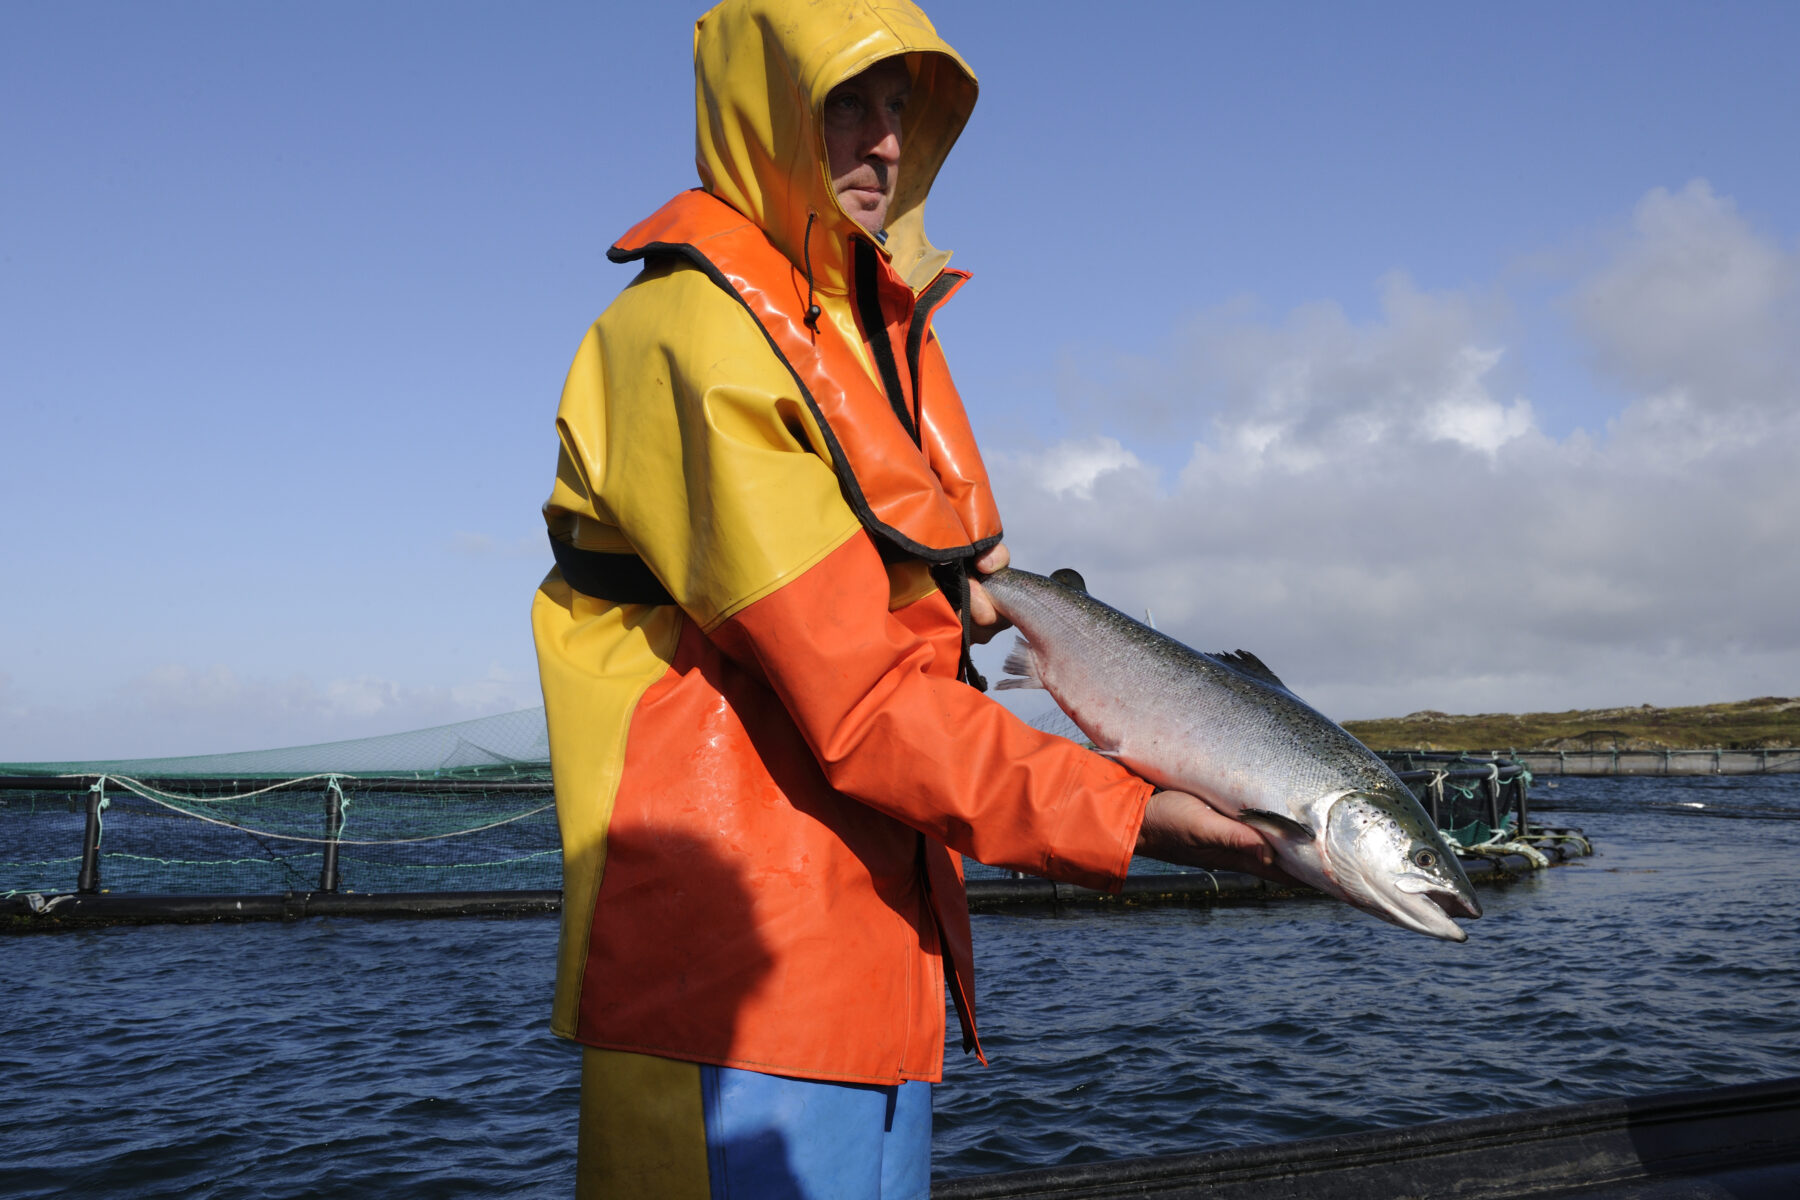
[0,710,1562,928]
[0,771,563,900]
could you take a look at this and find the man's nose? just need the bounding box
[864,113,901,163]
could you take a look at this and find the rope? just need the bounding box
[106,779,554,846]
[801,211,821,333]
[103,850,322,869]
[1461,840,1551,869]
[62,772,359,805]
[3,861,85,900]
[335,848,564,871]
[89,776,109,847]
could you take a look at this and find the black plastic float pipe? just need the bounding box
[318,780,343,893]
[76,782,103,894]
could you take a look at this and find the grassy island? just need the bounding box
[1344,696,1800,753]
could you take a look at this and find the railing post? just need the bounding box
[1513,772,1530,837]
[77,777,105,894]
[318,777,344,893]
[1485,766,1502,832]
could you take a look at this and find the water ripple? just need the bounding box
[3,775,1797,1193]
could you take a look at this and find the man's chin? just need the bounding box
[838,193,888,233]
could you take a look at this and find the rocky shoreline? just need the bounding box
[1344,695,1800,753]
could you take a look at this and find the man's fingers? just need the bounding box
[967,579,1012,643]
[1135,790,1301,885]
[974,543,1010,574]
[967,544,1014,643]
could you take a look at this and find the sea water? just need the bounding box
[3,773,1796,1196]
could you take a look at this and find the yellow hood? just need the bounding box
[693,0,977,294]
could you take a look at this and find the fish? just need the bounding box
[982,566,1481,942]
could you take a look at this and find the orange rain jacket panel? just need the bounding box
[531,0,1154,1086]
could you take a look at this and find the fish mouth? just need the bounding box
[1430,887,1482,920]
[1393,900,1468,942]
[1394,871,1483,920]
[1374,874,1477,942]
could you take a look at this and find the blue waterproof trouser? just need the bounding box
[577,1047,932,1200]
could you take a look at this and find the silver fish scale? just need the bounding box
[987,570,1408,816]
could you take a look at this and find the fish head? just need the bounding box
[1322,788,1482,942]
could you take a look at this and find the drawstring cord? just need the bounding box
[802,211,822,335]
[796,209,977,687]
[931,561,988,693]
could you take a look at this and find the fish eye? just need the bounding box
[1412,849,1438,869]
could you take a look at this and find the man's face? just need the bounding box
[822,59,910,234]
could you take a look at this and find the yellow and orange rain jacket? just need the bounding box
[531,0,1153,1086]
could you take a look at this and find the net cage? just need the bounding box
[1,708,557,900]
[2,706,1533,908]
[1381,751,1533,846]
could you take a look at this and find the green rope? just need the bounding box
[3,857,87,899]
[103,851,322,868]
[335,848,563,872]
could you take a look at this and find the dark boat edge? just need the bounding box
[931,1073,1800,1199]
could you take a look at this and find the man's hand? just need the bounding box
[1135,789,1301,886]
[967,542,1011,645]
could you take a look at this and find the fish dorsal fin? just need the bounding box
[1212,649,1288,690]
[1049,567,1087,593]
[1240,808,1316,841]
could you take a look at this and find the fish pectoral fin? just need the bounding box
[1239,808,1316,841]
[1209,649,1289,691]
[995,635,1045,691]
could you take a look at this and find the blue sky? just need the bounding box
[4,1,1797,759]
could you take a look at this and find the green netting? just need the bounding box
[1,708,559,898]
[1380,752,1531,844]
[1,706,551,780]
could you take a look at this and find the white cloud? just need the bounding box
[1010,436,1146,500]
[1420,348,1535,456]
[983,183,1800,720]
[1571,180,1799,410]
[1154,274,1537,480]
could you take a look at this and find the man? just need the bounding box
[532,2,1280,1195]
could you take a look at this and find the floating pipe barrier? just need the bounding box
[1510,746,1800,776]
[3,835,1585,931]
[1384,747,1800,776]
[2,889,562,930]
[931,1074,1800,1199]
